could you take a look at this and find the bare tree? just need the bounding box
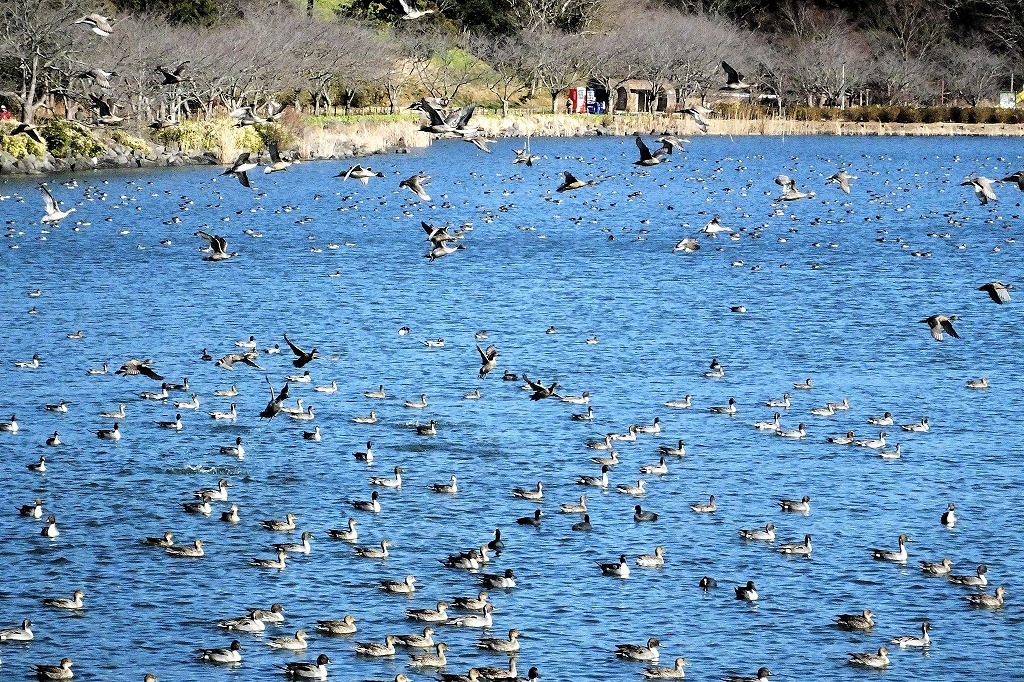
[937,42,1008,106]
[468,31,537,116]
[868,0,950,60]
[532,27,587,113]
[505,0,605,32]
[405,27,487,104]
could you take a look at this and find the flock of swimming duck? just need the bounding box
[1,130,1017,682]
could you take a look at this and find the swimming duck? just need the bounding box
[43,590,85,610]
[585,434,614,450]
[848,647,890,668]
[431,475,458,494]
[827,399,850,411]
[560,391,591,405]
[174,393,200,410]
[441,669,483,682]
[404,394,428,409]
[570,406,594,421]
[155,413,182,430]
[220,504,240,523]
[261,513,297,531]
[901,417,929,432]
[353,411,378,424]
[835,609,874,629]
[754,413,781,431]
[615,638,660,661]
[775,423,806,438]
[512,481,543,500]
[44,399,70,413]
[809,404,834,417]
[219,614,265,633]
[691,495,717,513]
[577,465,610,487]
[371,466,404,488]
[19,498,44,518]
[642,657,687,679]
[274,531,313,554]
[407,602,449,623]
[892,622,931,648]
[353,441,374,462]
[250,550,288,570]
[195,479,231,502]
[854,431,886,449]
[14,354,41,369]
[920,557,953,575]
[0,414,19,432]
[275,653,330,679]
[966,377,989,389]
[949,564,989,586]
[266,629,308,650]
[452,591,490,611]
[41,514,59,537]
[664,396,692,409]
[704,358,725,378]
[391,626,435,648]
[633,417,661,434]
[778,495,811,513]
[597,554,631,578]
[610,425,639,442]
[739,523,775,542]
[409,642,449,667]
[198,639,242,664]
[464,388,481,400]
[220,436,244,457]
[326,518,358,541]
[867,411,894,426]
[303,426,321,442]
[634,505,659,522]
[355,539,392,559]
[699,576,718,591]
[560,495,587,513]
[827,431,855,444]
[778,534,812,556]
[351,491,381,512]
[144,531,174,547]
[765,393,790,408]
[793,378,813,390]
[589,450,619,466]
[289,405,316,421]
[183,494,213,515]
[967,585,1006,608]
[140,384,169,401]
[941,502,957,526]
[100,404,126,419]
[572,514,593,531]
[709,398,737,415]
[734,581,758,601]
[871,534,912,562]
[416,420,437,436]
[450,602,494,627]
[516,509,542,527]
[316,615,357,635]
[87,363,109,375]
[209,404,237,420]
[381,575,417,593]
[658,439,686,457]
[32,658,75,680]
[617,479,647,496]
[636,546,666,567]
[248,603,285,624]
[477,628,520,653]
[166,539,204,557]
[0,618,34,641]
[286,370,312,383]
[314,380,338,394]
[480,568,516,589]
[28,455,46,472]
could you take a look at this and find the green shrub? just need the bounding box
[110,129,151,155]
[0,126,47,159]
[896,106,921,123]
[40,119,103,158]
[921,107,947,123]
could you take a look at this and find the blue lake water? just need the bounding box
[1,134,1022,681]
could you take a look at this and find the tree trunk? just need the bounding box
[502,98,509,117]
[307,0,314,18]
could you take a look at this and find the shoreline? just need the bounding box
[3,114,1023,179]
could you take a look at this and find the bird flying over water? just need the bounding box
[194,231,237,261]
[634,136,671,166]
[557,171,596,193]
[978,281,1011,304]
[961,176,996,204]
[75,13,113,36]
[400,174,431,201]
[283,334,317,368]
[827,169,857,194]
[920,314,960,341]
[721,61,754,90]
[222,151,256,187]
[115,358,163,380]
[39,185,75,224]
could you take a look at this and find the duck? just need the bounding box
[218,614,266,633]
[636,546,666,567]
[901,417,930,432]
[155,413,183,430]
[303,426,322,442]
[724,668,773,682]
[597,554,631,578]
[704,358,725,378]
[572,514,593,531]
[610,424,640,441]
[477,628,520,653]
[391,626,435,648]
[28,455,47,472]
[144,531,174,547]
[213,384,239,397]
[920,557,954,575]
[174,393,200,410]
[353,411,378,424]
[642,657,687,679]
[43,590,86,610]
[658,440,686,456]
[464,388,482,400]
[615,638,660,661]
[775,423,806,438]
[0,414,19,432]
[0,618,34,641]
[19,498,44,518]
[709,398,737,415]
[570,406,594,421]
[589,450,620,466]
[479,568,516,588]
[261,513,297,531]
[854,431,886,449]
[416,420,437,436]
[407,602,449,622]
[431,475,458,494]
[409,642,449,668]
[452,591,490,611]
[835,609,875,630]
[100,404,126,419]
[754,413,781,431]
[739,523,775,541]
[41,514,59,538]
[765,393,790,408]
[351,491,381,512]
[140,384,169,401]
[250,550,288,570]
[777,534,813,556]
[634,505,659,522]
[809,404,834,417]
[827,431,855,444]
[289,405,316,421]
[476,657,519,680]
[516,509,542,527]
[512,481,543,500]
[966,377,989,389]
[31,658,75,680]
[353,441,374,462]
[699,576,718,591]
[248,603,285,624]
[44,399,71,413]
[316,615,357,635]
[577,465,610,487]
[274,531,313,554]
[209,404,237,420]
[219,436,244,457]
[487,529,504,553]
[381,575,417,594]
[941,502,957,526]
[355,539,392,559]
[793,378,813,390]
[266,629,308,650]
[326,518,358,541]
[87,363,109,375]
[639,456,669,475]
[560,391,591,405]
[194,479,231,502]
[286,370,313,383]
[691,495,717,513]
[370,466,404,488]
[166,539,204,557]
[778,495,811,513]
[967,585,1006,608]
[827,398,850,411]
[560,495,588,513]
[664,395,692,409]
[219,504,240,523]
[14,353,41,369]
[198,639,242,664]
[404,394,428,408]
[871,533,912,562]
[275,653,330,679]
[585,434,614,450]
[280,399,306,417]
[848,647,890,668]
[450,602,494,627]
[182,494,213,515]
[892,622,931,648]
[734,581,758,601]
[617,479,647,496]
[949,564,989,586]
[867,411,894,426]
